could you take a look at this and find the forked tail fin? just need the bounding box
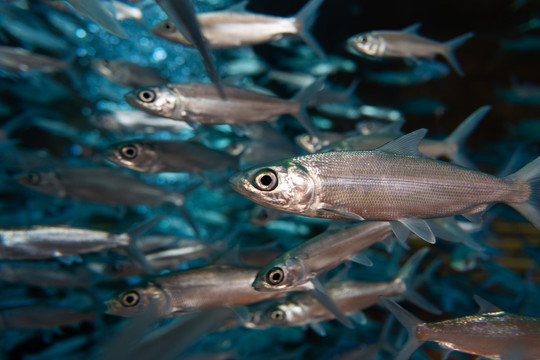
[506,156,540,230]
[442,32,474,76]
[293,0,326,59]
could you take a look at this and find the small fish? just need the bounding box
[0,304,96,330]
[155,0,226,99]
[124,80,323,138]
[0,45,67,74]
[0,262,92,288]
[321,105,491,168]
[229,129,540,243]
[248,249,438,333]
[90,110,194,134]
[152,0,326,58]
[104,139,238,175]
[347,23,474,76]
[91,59,169,88]
[64,0,128,38]
[252,221,392,292]
[381,295,540,360]
[105,265,302,317]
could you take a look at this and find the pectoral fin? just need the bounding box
[307,278,354,328]
[400,218,436,244]
[349,252,373,267]
[320,207,365,221]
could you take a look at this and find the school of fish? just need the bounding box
[0,0,539,359]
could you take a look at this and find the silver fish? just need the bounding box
[90,110,194,134]
[105,265,302,317]
[347,23,474,76]
[321,105,491,168]
[252,221,392,292]
[229,129,540,243]
[0,304,96,330]
[103,139,238,175]
[0,45,67,74]
[381,295,540,360]
[152,0,325,58]
[124,80,323,138]
[91,59,168,88]
[64,0,128,38]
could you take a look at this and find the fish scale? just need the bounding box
[290,151,525,220]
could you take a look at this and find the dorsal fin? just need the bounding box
[226,0,249,12]
[473,295,503,314]
[402,22,422,34]
[377,129,427,156]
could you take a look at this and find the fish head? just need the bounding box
[14,170,65,197]
[151,20,191,46]
[257,302,304,328]
[104,141,158,173]
[346,32,384,57]
[105,281,170,317]
[229,160,316,215]
[124,86,181,120]
[252,257,306,291]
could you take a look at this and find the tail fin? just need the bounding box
[292,77,325,140]
[379,296,425,360]
[506,156,540,230]
[445,105,491,168]
[397,248,441,314]
[441,32,474,76]
[293,0,326,59]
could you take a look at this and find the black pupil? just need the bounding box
[272,311,282,320]
[165,23,171,29]
[125,295,135,304]
[271,271,282,282]
[124,147,135,157]
[142,91,152,100]
[260,174,272,186]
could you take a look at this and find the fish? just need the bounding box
[124,79,323,139]
[229,129,540,243]
[247,248,438,334]
[90,59,169,88]
[103,139,238,175]
[105,265,301,318]
[64,0,128,38]
[155,0,226,99]
[152,0,326,58]
[347,23,474,76]
[321,105,491,168]
[0,262,92,288]
[90,110,194,134]
[380,295,540,360]
[0,304,96,330]
[0,45,68,74]
[251,221,392,292]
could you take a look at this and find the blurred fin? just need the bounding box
[349,252,373,267]
[307,278,354,328]
[64,0,128,38]
[473,295,503,314]
[293,0,326,59]
[292,77,325,140]
[506,156,540,230]
[442,32,474,76]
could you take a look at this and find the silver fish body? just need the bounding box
[104,139,238,174]
[0,226,130,260]
[229,131,536,227]
[124,83,299,125]
[105,265,300,317]
[252,221,392,291]
[0,45,67,73]
[0,304,96,330]
[90,110,193,133]
[91,59,168,88]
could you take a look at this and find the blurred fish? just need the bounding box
[0,262,92,288]
[0,45,68,74]
[230,129,540,244]
[104,139,238,175]
[153,0,326,58]
[105,265,301,317]
[380,295,540,360]
[155,0,226,99]
[111,0,143,22]
[90,110,194,134]
[366,60,450,86]
[0,304,96,330]
[322,105,491,168]
[347,23,474,76]
[91,59,169,88]
[124,79,323,138]
[64,0,128,38]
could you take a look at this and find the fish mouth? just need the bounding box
[123,91,138,108]
[229,172,250,197]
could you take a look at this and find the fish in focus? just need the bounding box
[152,0,326,58]
[347,23,474,76]
[230,129,540,243]
[380,295,540,360]
[124,80,323,138]
[103,139,238,175]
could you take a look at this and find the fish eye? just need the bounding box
[266,267,284,285]
[253,169,278,191]
[270,309,286,321]
[121,291,140,307]
[25,173,41,185]
[163,21,175,32]
[120,145,138,159]
[138,90,156,103]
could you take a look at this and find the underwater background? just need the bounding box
[0,0,539,359]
